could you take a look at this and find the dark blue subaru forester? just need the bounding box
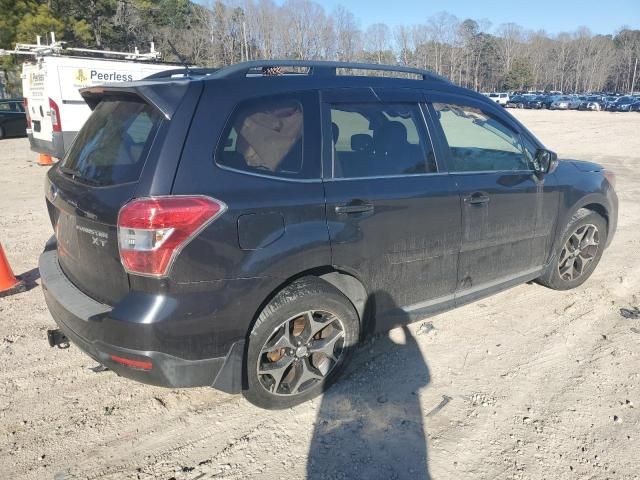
[40,61,617,409]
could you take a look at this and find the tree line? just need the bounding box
[1,0,639,96]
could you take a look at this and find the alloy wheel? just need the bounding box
[558,224,600,281]
[257,310,345,396]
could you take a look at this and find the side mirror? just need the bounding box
[533,149,558,174]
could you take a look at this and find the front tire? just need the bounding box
[537,209,607,290]
[0,126,5,140]
[243,277,360,409]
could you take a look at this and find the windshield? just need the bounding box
[61,97,162,186]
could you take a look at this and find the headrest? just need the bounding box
[380,121,407,145]
[331,122,339,144]
[351,134,373,152]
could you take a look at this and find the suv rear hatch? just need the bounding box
[45,83,188,305]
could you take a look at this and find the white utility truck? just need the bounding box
[4,34,178,159]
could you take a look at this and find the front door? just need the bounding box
[321,88,461,332]
[428,99,548,303]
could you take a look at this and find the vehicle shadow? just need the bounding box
[18,267,41,292]
[306,291,431,479]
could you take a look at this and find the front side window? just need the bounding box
[432,102,530,172]
[329,103,436,178]
[217,96,304,178]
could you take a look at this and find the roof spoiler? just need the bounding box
[80,81,190,120]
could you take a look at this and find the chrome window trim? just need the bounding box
[215,163,322,183]
[324,172,448,182]
[449,169,535,175]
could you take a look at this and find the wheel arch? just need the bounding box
[246,266,370,343]
[232,266,369,393]
[549,196,611,266]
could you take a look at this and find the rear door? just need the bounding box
[321,88,461,331]
[46,95,165,304]
[23,63,51,142]
[427,96,548,303]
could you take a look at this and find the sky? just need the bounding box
[318,0,640,35]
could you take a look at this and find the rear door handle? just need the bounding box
[465,192,490,205]
[335,202,374,215]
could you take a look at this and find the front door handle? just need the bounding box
[465,192,490,205]
[335,202,374,215]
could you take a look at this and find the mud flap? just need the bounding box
[212,340,245,394]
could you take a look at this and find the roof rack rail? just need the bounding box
[144,67,220,79]
[211,60,448,82]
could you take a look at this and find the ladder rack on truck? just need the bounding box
[0,32,161,61]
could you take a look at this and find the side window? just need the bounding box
[329,103,436,178]
[521,135,539,166]
[217,96,304,178]
[0,103,11,111]
[432,102,530,172]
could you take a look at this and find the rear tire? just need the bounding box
[0,126,5,140]
[537,209,607,290]
[243,277,360,409]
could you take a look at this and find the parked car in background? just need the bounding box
[606,96,637,112]
[549,96,580,110]
[540,95,558,109]
[524,95,545,109]
[39,60,618,409]
[578,95,605,111]
[506,95,526,108]
[488,92,509,106]
[0,98,27,139]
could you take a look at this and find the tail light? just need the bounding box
[117,196,226,277]
[23,98,32,129]
[49,97,61,132]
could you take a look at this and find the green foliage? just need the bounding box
[16,4,65,43]
[502,59,533,90]
[0,0,39,48]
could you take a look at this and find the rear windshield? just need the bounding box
[61,97,162,186]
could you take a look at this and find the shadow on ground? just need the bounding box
[18,266,41,291]
[307,291,431,479]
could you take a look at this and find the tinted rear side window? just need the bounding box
[329,103,436,178]
[217,96,305,178]
[61,97,162,186]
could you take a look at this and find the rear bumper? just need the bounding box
[39,240,244,392]
[28,131,77,159]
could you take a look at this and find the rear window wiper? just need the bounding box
[58,166,104,187]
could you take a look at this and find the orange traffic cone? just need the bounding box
[0,243,26,298]
[38,154,54,166]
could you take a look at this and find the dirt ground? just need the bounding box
[1,110,639,480]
